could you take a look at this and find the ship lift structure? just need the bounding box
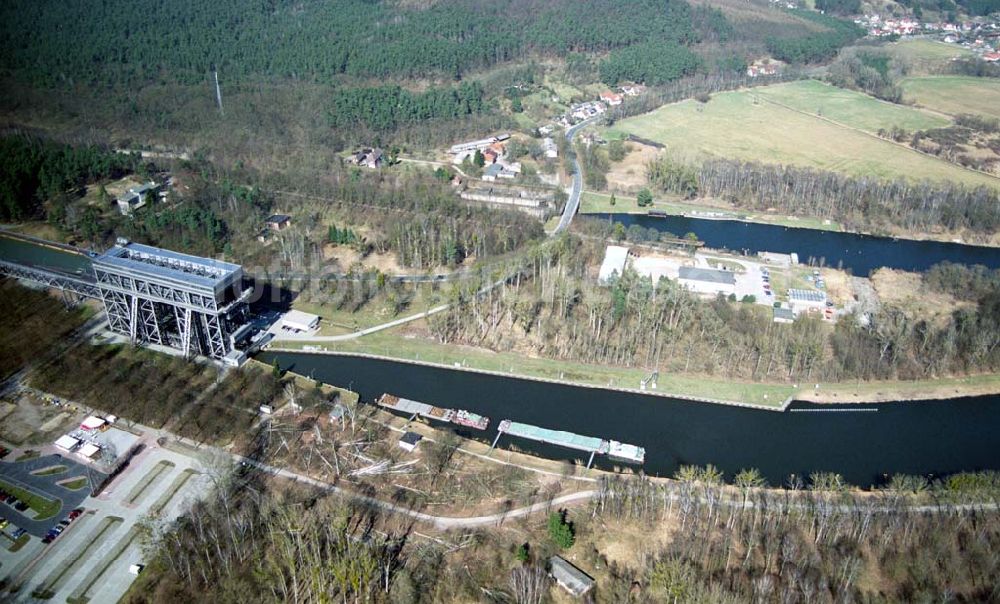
[1,237,252,363]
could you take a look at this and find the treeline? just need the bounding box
[31,343,278,445]
[592,473,1000,602]
[598,42,701,87]
[646,154,1000,237]
[605,71,799,125]
[429,233,1000,385]
[766,11,865,64]
[925,261,1000,301]
[328,83,486,132]
[270,172,545,270]
[827,47,903,102]
[0,281,87,380]
[0,135,138,221]
[0,0,703,87]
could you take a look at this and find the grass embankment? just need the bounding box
[271,329,795,408]
[606,82,999,188]
[579,191,843,232]
[0,478,61,520]
[888,39,973,74]
[290,285,444,336]
[900,76,1000,120]
[798,373,1000,404]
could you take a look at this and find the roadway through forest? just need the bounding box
[272,117,599,344]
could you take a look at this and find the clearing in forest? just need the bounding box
[606,86,1000,188]
[754,80,949,133]
[900,76,1000,120]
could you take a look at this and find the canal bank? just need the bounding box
[601,213,1000,275]
[259,350,1000,487]
[266,346,792,411]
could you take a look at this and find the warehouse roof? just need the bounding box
[599,245,630,283]
[549,556,595,596]
[678,266,736,285]
[788,288,826,303]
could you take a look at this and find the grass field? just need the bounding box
[887,39,973,74]
[271,329,796,408]
[606,85,999,188]
[755,80,949,133]
[900,76,1000,120]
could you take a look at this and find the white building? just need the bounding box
[542,137,558,158]
[599,245,630,284]
[281,310,320,332]
[678,266,736,296]
[549,556,595,597]
[398,431,423,452]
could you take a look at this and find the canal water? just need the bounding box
[601,214,1000,275]
[0,233,93,274]
[260,351,1000,487]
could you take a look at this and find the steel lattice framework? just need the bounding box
[0,259,101,299]
[92,240,250,360]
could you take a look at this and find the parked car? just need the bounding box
[14,501,29,512]
[59,519,71,527]
[0,517,8,530]
[11,528,26,539]
[69,509,83,519]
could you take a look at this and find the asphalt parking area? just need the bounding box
[0,454,105,537]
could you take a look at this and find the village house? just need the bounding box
[984,51,1000,62]
[599,91,624,106]
[116,181,164,216]
[349,148,383,169]
[747,59,780,78]
[619,84,646,96]
[265,214,292,231]
[481,163,504,181]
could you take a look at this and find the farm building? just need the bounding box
[549,556,595,597]
[265,214,292,231]
[599,246,630,284]
[678,266,736,296]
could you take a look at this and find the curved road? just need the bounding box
[273,118,600,344]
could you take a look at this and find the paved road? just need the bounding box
[553,117,600,234]
[272,119,598,345]
[237,455,596,529]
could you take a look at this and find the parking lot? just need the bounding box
[1,428,213,603]
[0,454,99,537]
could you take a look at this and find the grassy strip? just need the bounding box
[59,477,89,490]
[123,460,174,506]
[0,478,61,520]
[7,533,30,552]
[31,465,68,477]
[32,515,122,599]
[799,373,1000,404]
[580,191,843,232]
[148,469,197,516]
[272,329,795,408]
[67,525,142,604]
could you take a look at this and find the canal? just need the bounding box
[601,214,1000,275]
[0,233,93,275]
[260,351,1000,487]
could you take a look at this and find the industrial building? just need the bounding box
[678,266,737,296]
[280,309,320,333]
[787,288,827,315]
[93,239,251,361]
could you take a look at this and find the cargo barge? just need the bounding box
[493,419,644,468]
[376,394,490,430]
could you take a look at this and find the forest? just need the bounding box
[328,83,487,132]
[598,42,702,87]
[765,12,864,64]
[427,232,1000,385]
[0,0,703,87]
[0,135,138,221]
[646,154,1000,239]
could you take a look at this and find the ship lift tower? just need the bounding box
[92,239,251,362]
